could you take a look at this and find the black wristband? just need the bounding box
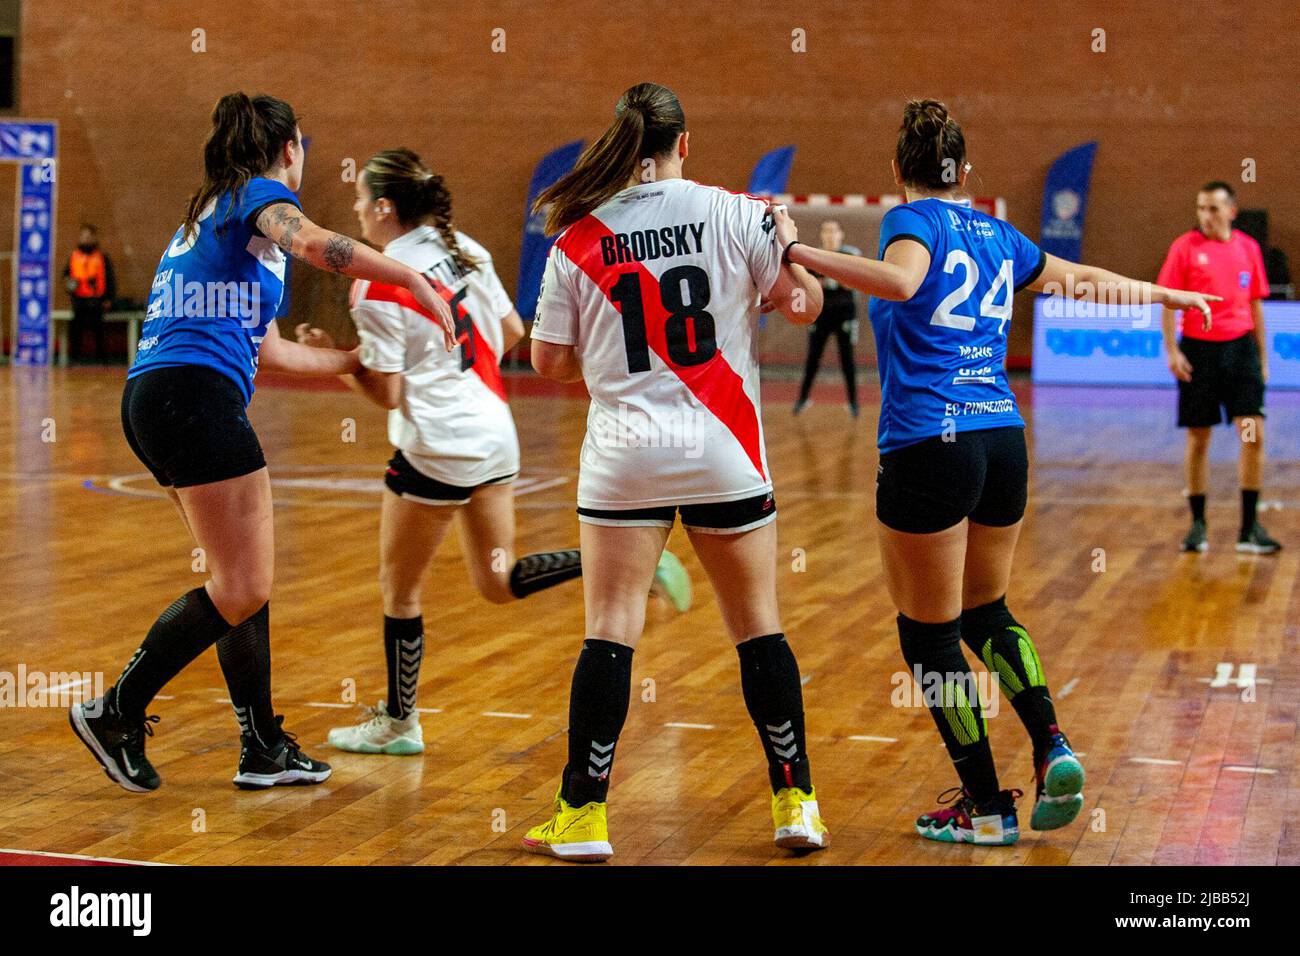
[782,240,801,264]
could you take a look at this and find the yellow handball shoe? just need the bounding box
[521,791,613,862]
[772,786,830,851]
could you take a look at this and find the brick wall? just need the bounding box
[18,0,1300,362]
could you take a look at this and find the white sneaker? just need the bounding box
[327,701,424,755]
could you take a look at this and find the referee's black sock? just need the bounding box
[383,615,423,720]
[1189,493,1206,523]
[897,614,1000,807]
[1241,489,1260,534]
[960,596,1059,765]
[561,639,632,807]
[508,549,582,599]
[114,587,231,722]
[216,603,280,748]
[736,633,812,794]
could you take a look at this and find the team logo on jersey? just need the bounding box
[1239,270,1251,288]
[1197,252,1209,265]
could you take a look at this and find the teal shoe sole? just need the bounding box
[1031,754,1085,830]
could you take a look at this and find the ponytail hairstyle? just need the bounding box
[183,92,299,242]
[534,82,686,235]
[363,148,476,274]
[895,99,967,192]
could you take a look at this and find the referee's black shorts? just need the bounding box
[121,365,267,488]
[876,426,1028,535]
[1177,333,1265,428]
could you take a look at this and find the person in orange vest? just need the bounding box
[62,223,117,362]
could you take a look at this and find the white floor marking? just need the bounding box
[1129,757,1182,766]
[664,722,715,730]
[305,702,351,709]
[848,735,897,743]
[40,678,88,694]
[800,674,812,686]
[214,698,231,705]
[1058,677,1080,698]
[415,707,443,714]
[154,695,174,700]
[482,711,531,719]
[1224,765,1278,775]
[0,847,172,866]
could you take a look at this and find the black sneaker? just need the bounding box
[69,687,161,793]
[1181,519,1208,553]
[233,717,332,790]
[1237,522,1282,555]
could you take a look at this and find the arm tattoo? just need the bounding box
[322,235,355,273]
[257,204,304,256]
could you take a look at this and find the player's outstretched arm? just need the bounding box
[770,203,928,302]
[294,324,400,408]
[1028,252,1220,332]
[254,202,457,350]
[259,319,362,376]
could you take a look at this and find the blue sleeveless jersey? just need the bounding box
[869,198,1045,453]
[129,177,301,404]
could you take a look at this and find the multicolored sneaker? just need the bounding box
[915,787,1022,845]
[651,549,692,612]
[327,701,424,755]
[1031,729,1085,831]
[521,789,613,862]
[771,786,830,851]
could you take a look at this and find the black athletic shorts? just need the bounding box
[1177,333,1265,427]
[121,365,266,489]
[876,426,1028,534]
[384,449,517,505]
[577,490,776,534]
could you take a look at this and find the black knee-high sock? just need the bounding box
[960,596,1059,764]
[561,639,633,807]
[384,614,423,720]
[897,614,1000,807]
[508,549,582,599]
[215,604,279,748]
[736,633,812,793]
[1241,488,1260,534]
[114,587,232,721]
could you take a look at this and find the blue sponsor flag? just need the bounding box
[517,140,584,321]
[1039,142,1097,262]
[747,145,795,195]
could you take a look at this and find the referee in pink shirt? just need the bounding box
[1160,180,1278,554]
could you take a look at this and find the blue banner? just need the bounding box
[6,120,58,366]
[747,145,795,195]
[0,121,56,161]
[516,140,584,321]
[1039,142,1097,262]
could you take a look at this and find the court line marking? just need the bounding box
[1058,678,1080,698]
[0,847,173,867]
[1128,757,1182,766]
[1224,765,1278,775]
[305,702,352,709]
[416,707,443,715]
[664,722,715,730]
[39,678,88,694]
[1196,677,1272,685]
[800,674,812,686]
[848,735,897,743]
[482,711,532,719]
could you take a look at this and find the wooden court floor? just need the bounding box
[0,366,1296,866]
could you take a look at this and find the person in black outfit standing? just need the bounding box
[794,220,860,416]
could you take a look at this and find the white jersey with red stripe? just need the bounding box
[532,177,782,509]
[350,224,520,487]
